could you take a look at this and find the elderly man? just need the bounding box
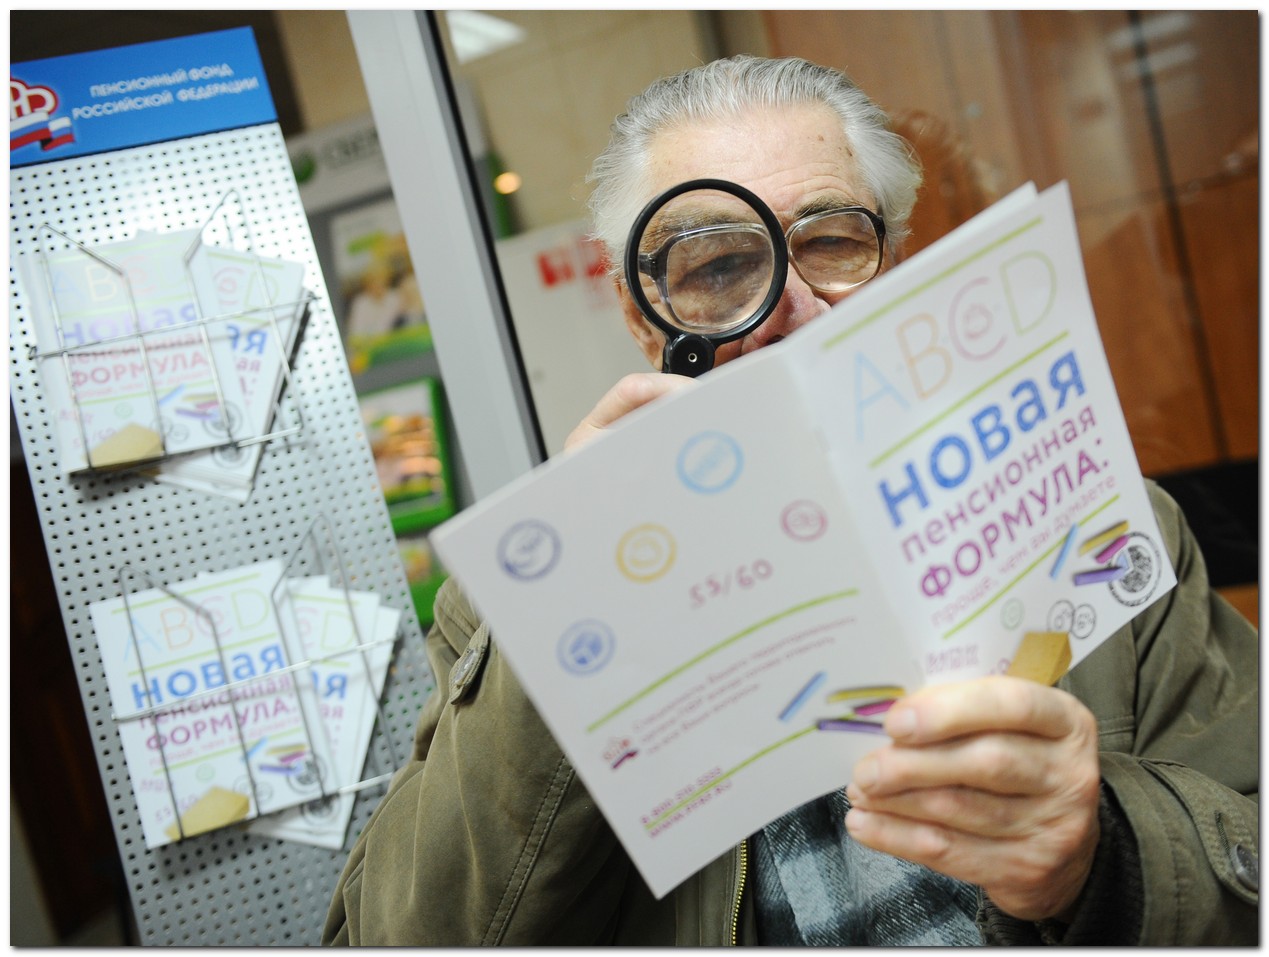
[324,56,1257,946]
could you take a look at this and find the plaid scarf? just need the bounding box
[751,789,984,946]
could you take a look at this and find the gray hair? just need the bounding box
[586,55,922,277]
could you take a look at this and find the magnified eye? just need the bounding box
[671,247,765,296]
[664,229,771,327]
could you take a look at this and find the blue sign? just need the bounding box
[10,27,277,168]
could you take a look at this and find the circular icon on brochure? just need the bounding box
[233,776,273,807]
[203,402,243,437]
[780,500,828,541]
[1071,604,1097,640]
[616,524,676,582]
[286,754,328,794]
[212,441,247,466]
[1108,533,1164,607]
[498,520,561,581]
[558,620,616,676]
[162,418,190,444]
[1000,598,1025,630]
[677,431,743,494]
[300,795,340,824]
[1047,599,1075,633]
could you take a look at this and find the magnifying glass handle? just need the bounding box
[663,334,716,377]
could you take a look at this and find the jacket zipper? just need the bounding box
[729,839,748,945]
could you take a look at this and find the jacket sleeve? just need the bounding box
[980,481,1259,944]
[322,578,652,945]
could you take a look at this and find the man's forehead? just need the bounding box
[642,106,871,224]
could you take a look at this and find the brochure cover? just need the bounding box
[89,560,338,849]
[428,183,1178,898]
[17,230,249,474]
[16,229,307,491]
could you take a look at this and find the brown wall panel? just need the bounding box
[1142,10,1259,186]
[1177,177,1260,460]
[1078,198,1221,474]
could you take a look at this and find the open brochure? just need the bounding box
[429,182,1178,898]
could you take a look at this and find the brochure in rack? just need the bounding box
[429,182,1178,898]
[18,230,248,474]
[90,562,401,850]
[89,560,335,849]
[246,577,398,849]
[15,227,308,498]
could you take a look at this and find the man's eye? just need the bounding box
[796,234,875,269]
[673,251,765,293]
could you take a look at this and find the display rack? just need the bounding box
[107,513,403,847]
[9,122,432,945]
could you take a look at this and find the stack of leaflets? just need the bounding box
[247,575,398,850]
[150,241,308,501]
[14,226,307,501]
[89,560,398,850]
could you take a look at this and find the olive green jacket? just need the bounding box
[323,483,1258,945]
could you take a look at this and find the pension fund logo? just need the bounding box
[11,76,75,155]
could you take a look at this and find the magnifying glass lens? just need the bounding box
[637,189,777,335]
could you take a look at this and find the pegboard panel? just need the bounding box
[8,124,433,945]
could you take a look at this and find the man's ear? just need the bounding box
[615,277,663,370]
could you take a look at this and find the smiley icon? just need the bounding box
[616,524,676,582]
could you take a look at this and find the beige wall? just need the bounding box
[435,11,714,230]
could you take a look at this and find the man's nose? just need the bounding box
[751,268,830,346]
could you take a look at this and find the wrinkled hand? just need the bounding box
[564,372,696,452]
[844,676,1101,922]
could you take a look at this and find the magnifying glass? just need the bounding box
[623,179,788,377]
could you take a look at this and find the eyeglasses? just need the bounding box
[636,206,886,334]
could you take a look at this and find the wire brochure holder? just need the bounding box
[97,515,402,850]
[21,189,313,482]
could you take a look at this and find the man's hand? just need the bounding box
[563,373,696,452]
[844,676,1101,923]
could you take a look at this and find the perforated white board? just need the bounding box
[8,124,432,945]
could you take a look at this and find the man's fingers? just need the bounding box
[847,783,1041,838]
[564,373,695,452]
[882,676,1091,745]
[852,731,1074,797]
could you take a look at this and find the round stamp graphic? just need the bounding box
[1108,532,1164,607]
[781,500,828,541]
[616,524,676,582]
[1047,599,1075,633]
[300,795,340,824]
[677,431,743,494]
[161,418,190,444]
[285,753,328,794]
[1000,597,1025,630]
[498,520,561,581]
[557,620,616,676]
[233,776,272,807]
[1071,604,1097,640]
[202,401,243,437]
[212,444,247,466]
